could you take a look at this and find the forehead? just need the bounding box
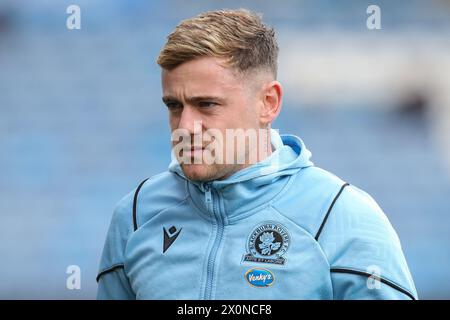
[161,57,242,96]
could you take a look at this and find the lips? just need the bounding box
[182,146,205,158]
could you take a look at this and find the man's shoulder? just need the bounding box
[318,181,403,257]
[271,165,349,238]
[306,166,394,237]
[313,177,418,299]
[112,171,188,231]
[98,171,187,274]
[275,166,417,297]
[272,165,397,244]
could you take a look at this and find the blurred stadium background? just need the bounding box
[1,0,450,299]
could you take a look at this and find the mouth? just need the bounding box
[182,146,205,158]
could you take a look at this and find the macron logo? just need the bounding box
[163,226,182,253]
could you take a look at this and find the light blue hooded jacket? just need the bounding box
[97,130,417,300]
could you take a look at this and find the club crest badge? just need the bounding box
[243,221,290,265]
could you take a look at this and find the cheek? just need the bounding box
[238,103,260,127]
[168,113,180,130]
[224,99,254,126]
[239,93,260,121]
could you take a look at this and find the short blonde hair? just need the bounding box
[157,9,278,78]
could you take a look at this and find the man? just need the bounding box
[97,9,417,300]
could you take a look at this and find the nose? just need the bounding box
[177,105,202,135]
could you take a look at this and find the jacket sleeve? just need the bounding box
[318,184,418,300]
[97,267,135,300]
[330,269,416,300]
[96,192,136,300]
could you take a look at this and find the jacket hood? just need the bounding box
[168,129,314,221]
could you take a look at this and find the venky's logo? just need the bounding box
[243,221,290,265]
[245,268,275,287]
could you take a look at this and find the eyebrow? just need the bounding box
[162,95,225,104]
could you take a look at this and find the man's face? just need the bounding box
[162,56,266,182]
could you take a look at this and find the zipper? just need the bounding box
[204,183,213,211]
[203,183,225,300]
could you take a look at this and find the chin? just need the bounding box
[181,164,214,182]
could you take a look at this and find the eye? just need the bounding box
[198,101,218,108]
[165,102,182,110]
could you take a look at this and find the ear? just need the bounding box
[260,81,283,127]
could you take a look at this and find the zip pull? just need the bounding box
[204,183,212,210]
